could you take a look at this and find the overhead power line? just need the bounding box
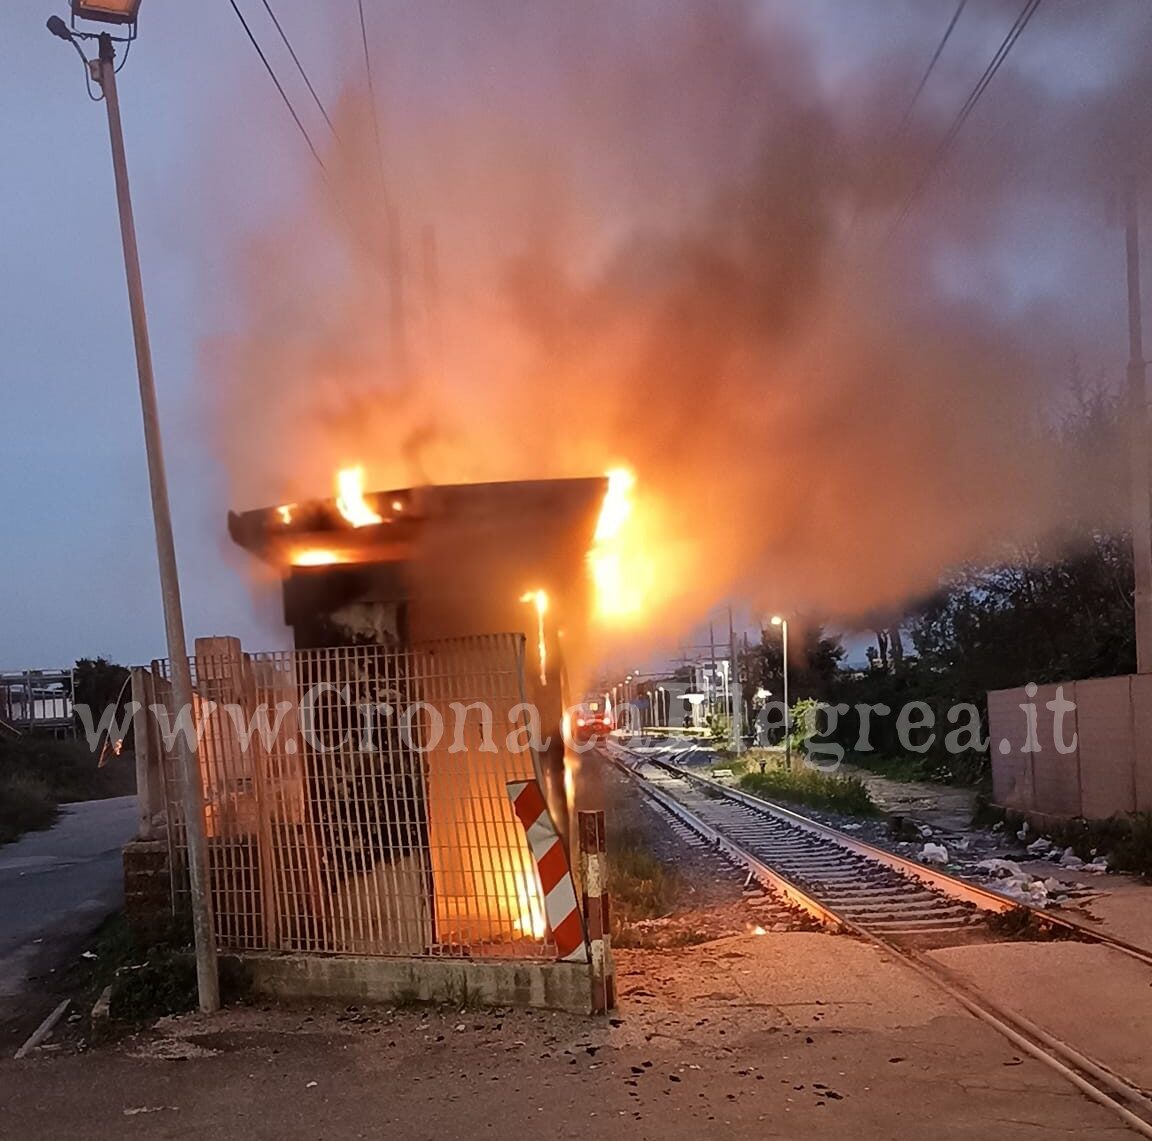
[259,0,339,140]
[357,0,389,196]
[227,0,327,174]
[894,0,1044,229]
[896,0,970,136]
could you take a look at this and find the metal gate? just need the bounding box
[146,634,556,959]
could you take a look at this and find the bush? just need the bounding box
[0,772,57,844]
[109,951,199,1021]
[1045,813,1152,877]
[739,766,879,817]
[0,734,134,846]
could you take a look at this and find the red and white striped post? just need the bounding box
[578,809,615,1013]
[507,780,588,963]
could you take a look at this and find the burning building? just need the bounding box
[128,471,614,1007]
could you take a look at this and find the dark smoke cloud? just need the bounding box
[202,0,1152,654]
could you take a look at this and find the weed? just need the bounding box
[0,773,58,844]
[739,767,879,817]
[1043,813,1152,877]
[110,951,199,1021]
[0,734,135,846]
[607,826,677,941]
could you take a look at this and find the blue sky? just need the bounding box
[2,1,1147,670]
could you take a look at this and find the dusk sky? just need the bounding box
[2,1,1147,670]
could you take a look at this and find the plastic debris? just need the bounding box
[976,858,1025,878]
[1026,837,1054,856]
[920,842,949,864]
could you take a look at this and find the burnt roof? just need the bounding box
[228,476,608,569]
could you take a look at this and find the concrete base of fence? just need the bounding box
[123,839,175,944]
[231,953,599,1014]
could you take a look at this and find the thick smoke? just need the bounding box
[203,0,1151,653]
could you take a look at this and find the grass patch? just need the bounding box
[80,914,252,1027]
[607,826,678,942]
[739,766,879,817]
[0,772,58,844]
[719,748,789,776]
[0,734,134,846]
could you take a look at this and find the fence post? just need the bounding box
[578,810,615,1013]
[130,667,155,840]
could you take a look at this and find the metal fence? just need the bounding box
[143,634,556,959]
[0,669,75,736]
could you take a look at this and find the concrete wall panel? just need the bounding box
[987,687,1035,812]
[1074,676,1136,820]
[1028,683,1081,818]
[1130,674,1152,812]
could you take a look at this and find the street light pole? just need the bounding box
[1126,177,1152,674]
[771,616,790,770]
[92,32,219,1011]
[728,605,743,757]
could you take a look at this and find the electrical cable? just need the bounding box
[258,0,339,140]
[893,0,1044,229]
[895,0,969,136]
[227,0,327,174]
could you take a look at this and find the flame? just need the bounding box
[292,548,343,567]
[520,589,549,685]
[335,466,383,527]
[511,867,548,940]
[589,467,647,620]
[276,504,295,525]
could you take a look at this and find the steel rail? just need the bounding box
[609,744,1152,1137]
[647,751,1152,968]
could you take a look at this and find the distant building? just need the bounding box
[0,669,75,736]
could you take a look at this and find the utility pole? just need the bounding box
[1127,177,1152,674]
[95,33,219,1010]
[728,606,744,757]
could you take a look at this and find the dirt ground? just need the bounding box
[1,764,1142,1139]
[0,930,1132,1141]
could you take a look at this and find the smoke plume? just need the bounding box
[203,0,1152,653]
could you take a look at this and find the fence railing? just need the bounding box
[0,669,75,736]
[136,634,558,960]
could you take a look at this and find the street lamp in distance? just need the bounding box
[770,616,791,769]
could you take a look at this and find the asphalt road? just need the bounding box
[0,796,137,1031]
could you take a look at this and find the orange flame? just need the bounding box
[520,589,549,685]
[276,504,294,525]
[589,467,646,621]
[511,866,547,940]
[292,548,343,567]
[335,466,383,527]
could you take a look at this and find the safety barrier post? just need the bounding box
[578,810,615,1013]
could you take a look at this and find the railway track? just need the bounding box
[607,739,1152,1137]
[624,754,989,939]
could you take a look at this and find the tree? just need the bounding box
[740,619,845,712]
[72,658,132,756]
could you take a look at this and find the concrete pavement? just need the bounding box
[0,796,137,1031]
[0,932,1132,1140]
